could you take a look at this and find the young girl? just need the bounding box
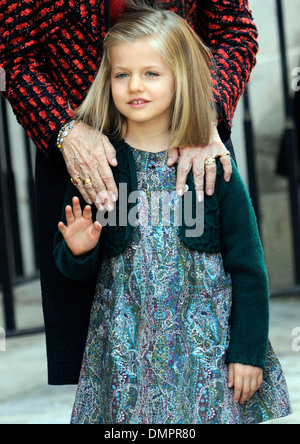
[54,7,292,424]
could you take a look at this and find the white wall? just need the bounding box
[249,0,300,142]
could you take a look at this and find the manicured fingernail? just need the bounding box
[111,193,117,202]
[106,203,114,212]
[177,188,184,197]
[112,157,118,166]
[95,197,104,211]
[207,188,213,196]
[197,191,204,202]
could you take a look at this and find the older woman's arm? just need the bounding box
[0,1,74,156]
[198,0,259,135]
[0,0,118,209]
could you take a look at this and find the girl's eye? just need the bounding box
[146,72,159,77]
[115,73,128,79]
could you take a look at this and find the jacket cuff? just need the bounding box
[47,127,65,166]
[53,238,101,282]
[226,321,269,370]
[226,343,268,370]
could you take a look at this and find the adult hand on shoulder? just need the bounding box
[62,121,118,212]
[228,363,263,404]
[167,121,233,202]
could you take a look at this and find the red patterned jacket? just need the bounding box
[0,0,258,157]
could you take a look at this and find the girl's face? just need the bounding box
[110,39,175,135]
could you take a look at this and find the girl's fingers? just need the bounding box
[91,221,102,240]
[72,196,82,218]
[233,375,243,403]
[65,205,75,225]
[249,374,263,401]
[240,379,251,404]
[241,375,262,404]
[249,383,258,402]
[228,364,234,388]
[230,364,263,404]
[58,221,67,236]
[82,205,92,221]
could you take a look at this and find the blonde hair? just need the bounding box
[74,6,214,148]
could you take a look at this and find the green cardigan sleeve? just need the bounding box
[53,183,103,282]
[219,161,269,369]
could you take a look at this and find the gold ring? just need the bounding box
[220,151,230,158]
[204,157,216,166]
[83,178,92,185]
[71,177,82,187]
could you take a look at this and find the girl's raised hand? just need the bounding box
[58,196,102,257]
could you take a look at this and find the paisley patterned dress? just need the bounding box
[71,147,292,424]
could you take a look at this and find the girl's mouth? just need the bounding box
[128,99,150,107]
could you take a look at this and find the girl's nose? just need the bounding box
[129,75,145,92]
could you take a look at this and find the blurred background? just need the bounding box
[0,0,300,424]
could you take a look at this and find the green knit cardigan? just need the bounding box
[54,140,269,369]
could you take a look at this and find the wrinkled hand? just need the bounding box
[228,363,263,404]
[167,123,232,201]
[58,196,102,257]
[62,121,118,211]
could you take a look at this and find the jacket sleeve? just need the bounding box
[218,161,269,369]
[53,183,103,282]
[196,0,259,139]
[0,0,74,158]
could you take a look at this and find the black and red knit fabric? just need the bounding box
[0,0,258,156]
